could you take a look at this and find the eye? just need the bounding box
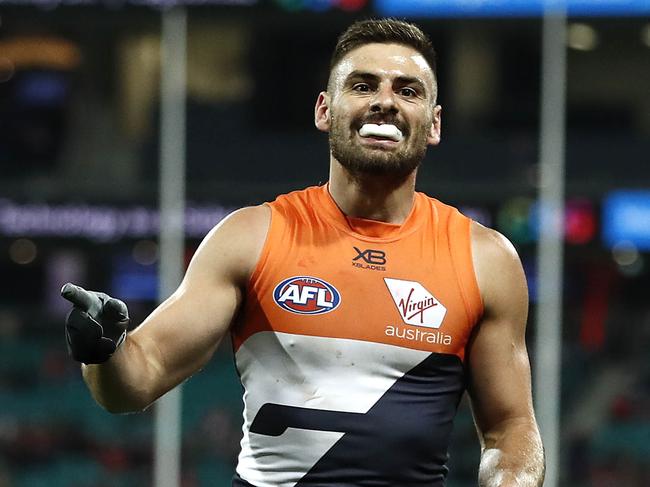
[352,83,371,93]
[399,87,418,97]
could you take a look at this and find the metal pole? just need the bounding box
[154,7,187,487]
[535,2,566,486]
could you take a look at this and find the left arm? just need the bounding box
[468,222,545,487]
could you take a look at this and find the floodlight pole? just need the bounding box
[155,7,187,487]
[535,2,567,486]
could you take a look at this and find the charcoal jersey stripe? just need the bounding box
[294,353,464,486]
[234,351,464,486]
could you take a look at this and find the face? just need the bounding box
[315,42,441,178]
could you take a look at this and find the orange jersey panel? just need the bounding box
[233,184,483,362]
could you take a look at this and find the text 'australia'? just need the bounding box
[385,324,453,345]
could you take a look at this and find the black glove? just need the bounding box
[61,283,130,364]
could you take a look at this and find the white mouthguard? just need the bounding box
[359,123,403,142]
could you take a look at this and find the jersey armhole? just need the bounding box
[448,214,484,327]
[246,202,275,296]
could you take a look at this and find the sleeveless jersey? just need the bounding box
[231,184,483,487]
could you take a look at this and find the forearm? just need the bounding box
[82,335,164,414]
[478,420,545,487]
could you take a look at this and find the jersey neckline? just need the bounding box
[316,183,427,242]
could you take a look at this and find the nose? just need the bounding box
[369,84,398,115]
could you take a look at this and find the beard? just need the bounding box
[329,112,430,179]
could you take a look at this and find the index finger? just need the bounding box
[61,283,96,311]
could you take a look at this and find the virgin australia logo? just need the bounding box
[383,278,447,328]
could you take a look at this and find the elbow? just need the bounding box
[80,348,159,415]
[101,398,150,414]
[91,389,152,414]
[83,372,155,414]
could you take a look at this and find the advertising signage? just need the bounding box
[603,191,650,251]
[374,0,650,17]
[0,0,369,11]
[0,0,257,6]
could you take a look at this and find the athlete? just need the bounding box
[62,19,545,486]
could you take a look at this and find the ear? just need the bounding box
[427,105,442,146]
[314,91,331,133]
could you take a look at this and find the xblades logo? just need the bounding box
[353,247,386,265]
[352,247,386,271]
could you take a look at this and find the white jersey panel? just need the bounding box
[234,331,430,487]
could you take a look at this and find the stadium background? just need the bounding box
[0,0,649,485]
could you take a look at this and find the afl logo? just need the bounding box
[273,276,341,315]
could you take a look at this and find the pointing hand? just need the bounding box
[61,283,130,364]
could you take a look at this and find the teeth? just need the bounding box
[359,123,403,142]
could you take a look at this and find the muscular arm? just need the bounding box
[469,222,545,487]
[82,205,270,413]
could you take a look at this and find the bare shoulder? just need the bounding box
[469,220,528,315]
[214,204,271,237]
[470,220,520,265]
[186,204,271,287]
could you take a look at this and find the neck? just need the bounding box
[328,159,417,224]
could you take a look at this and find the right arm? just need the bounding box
[81,205,270,413]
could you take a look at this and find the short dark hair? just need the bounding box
[329,18,437,81]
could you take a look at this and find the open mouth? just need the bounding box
[358,123,404,142]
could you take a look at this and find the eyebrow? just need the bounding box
[345,70,428,91]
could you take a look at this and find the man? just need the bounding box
[62,19,545,487]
